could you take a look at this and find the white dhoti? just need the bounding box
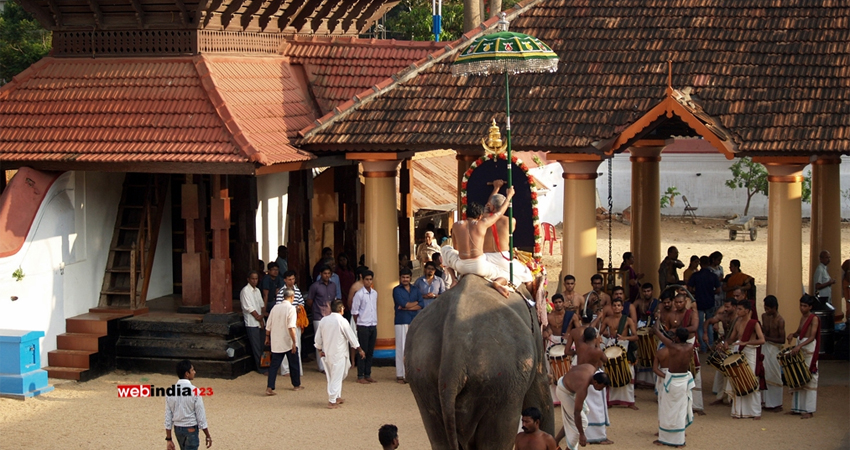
[686,337,704,412]
[556,378,588,450]
[762,342,784,409]
[323,355,350,403]
[655,367,668,397]
[585,369,610,443]
[603,338,635,407]
[395,324,409,378]
[791,340,818,414]
[441,245,509,281]
[484,251,533,283]
[546,336,564,405]
[731,345,761,418]
[657,371,694,447]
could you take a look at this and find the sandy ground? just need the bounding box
[1,218,848,449]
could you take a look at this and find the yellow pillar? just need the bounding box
[362,160,401,350]
[557,158,603,294]
[809,157,843,312]
[629,144,665,295]
[762,160,807,336]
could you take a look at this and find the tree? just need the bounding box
[383,0,518,41]
[0,0,51,85]
[726,157,812,216]
[725,157,768,216]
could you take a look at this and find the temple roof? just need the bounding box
[0,55,316,173]
[298,0,850,157]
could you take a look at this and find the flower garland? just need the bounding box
[460,152,543,267]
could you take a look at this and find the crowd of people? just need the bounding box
[534,247,845,449]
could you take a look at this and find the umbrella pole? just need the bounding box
[505,70,513,285]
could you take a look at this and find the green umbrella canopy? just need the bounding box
[451,26,559,76]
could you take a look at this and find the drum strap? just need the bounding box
[562,310,575,336]
[799,314,820,374]
[617,314,628,336]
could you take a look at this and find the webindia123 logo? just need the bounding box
[117,384,213,397]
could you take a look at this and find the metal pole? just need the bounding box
[505,69,513,285]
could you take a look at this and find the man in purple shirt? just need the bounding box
[307,265,339,373]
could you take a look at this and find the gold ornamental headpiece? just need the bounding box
[482,118,508,156]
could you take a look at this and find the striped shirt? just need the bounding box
[164,379,208,429]
[275,284,304,306]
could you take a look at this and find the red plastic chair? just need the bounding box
[541,222,558,255]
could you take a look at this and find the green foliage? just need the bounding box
[0,0,51,85]
[383,0,519,41]
[725,157,768,215]
[801,170,812,204]
[12,266,24,281]
[660,186,681,209]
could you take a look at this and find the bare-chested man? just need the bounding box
[631,282,659,328]
[516,407,558,450]
[704,297,737,406]
[565,313,593,359]
[562,274,585,318]
[584,274,611,320]
[761,295,785,411]
[786,295,820,419]
[652,325,695,448]
[655,295,674,332]
[544,294,568,345]
[554,365,611,449]
[441,188,515,297]
[573,326,612,445]
[723,300,764,420]
[601,297,639,410]
[483,180,534,285]
[664,293,704,415]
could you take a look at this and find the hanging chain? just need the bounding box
[607,158,613,270]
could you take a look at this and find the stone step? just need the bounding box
[44,366,88,381]
[47,349,96,369]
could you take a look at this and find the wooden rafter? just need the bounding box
[203,0,225,27]
[240,0,265,30]
[278,0,307,30]
[258,0,284,31]
[175,0,191,25]
[356,0,385,34]
[17,2,56,29]
[45,0,63,28]
[340,0,370,32]
[87,0,104,28]
[194,0,211,27]
[289,0,322,32]
[129,0,145,28]
[326,0,357,33]
[220,0,246,30]
[310,0,337,33]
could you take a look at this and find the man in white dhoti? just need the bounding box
[554,364,610,450]
[761,295,786,411]
[482,181,533,284]
[787,295,820,419]
[724,300,764,419]
[314,300,365,409]
[571,327,612,445]
[441,189,515,297]
[653,325,694,447]
[600,297,638,410]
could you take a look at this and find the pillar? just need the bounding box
[209,175,232,314]
[399,159,414,262]
[761,160,807,336]
[456,150,484,213]
[629,144,665,294]
[362,160,401,352]
[181,175,210,307]
[809,156,843,312]
[557,158,603,294]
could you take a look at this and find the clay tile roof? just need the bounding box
[298,0,850,156]
[285,35,446,116]
[0,55,314,169]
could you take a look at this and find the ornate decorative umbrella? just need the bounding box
[452,12,559,283]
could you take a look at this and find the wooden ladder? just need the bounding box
[95,173,168,312]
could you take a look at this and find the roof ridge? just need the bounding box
[298,0,546,139]
[192,55,264,165]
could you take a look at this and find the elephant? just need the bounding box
[404,274,553,449]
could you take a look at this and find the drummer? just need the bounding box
[561,275,585,318]
[786,295,820,419]
[583,274,611,321]
[723,300,765,420]
[664,293,704,415]
[761,295,786,412]
[705,297,738,405]
[600,297,639,410]
[631,282,659,328]
[652,324,696,448]
[544,294,570,346]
